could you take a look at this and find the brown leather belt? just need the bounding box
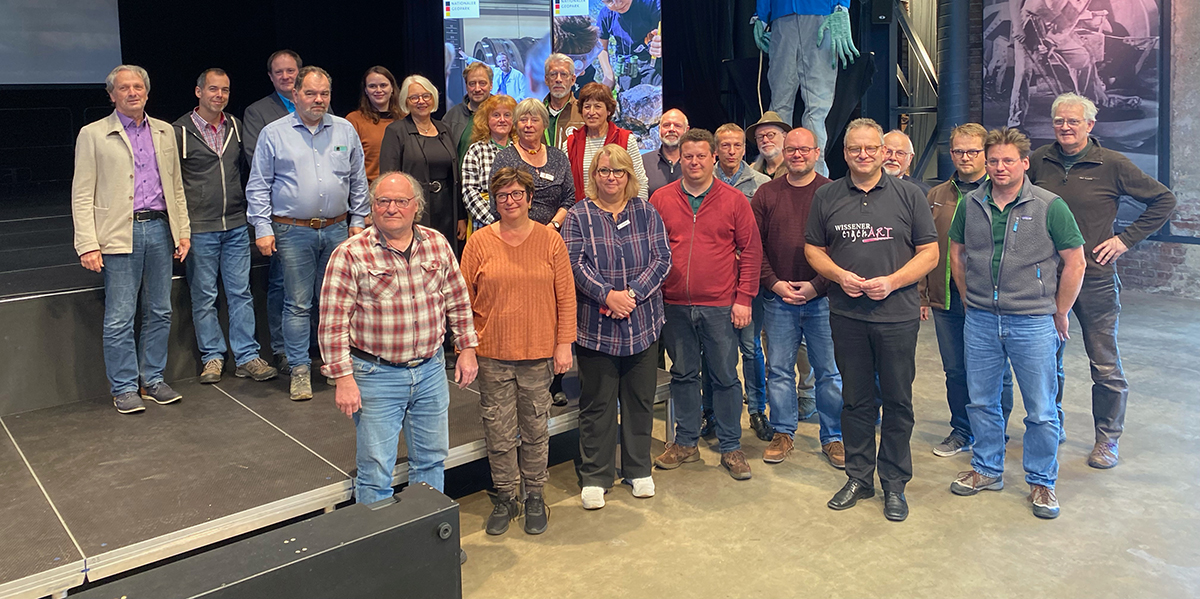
[271,212,348,229]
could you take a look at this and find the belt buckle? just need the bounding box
[133,212,147,222]
[404,358,423,368]
[309,217,325,229]
[428,181,442,194]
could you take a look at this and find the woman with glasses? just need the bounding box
[563,144,671,510]
[379,75,467,252]
[345,66,400,184]
[461,94,516,228]
[460,166,576,536]
[566,82,648,201]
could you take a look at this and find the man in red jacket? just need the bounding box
[650,129,763,481]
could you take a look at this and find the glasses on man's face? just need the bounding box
[950,148,983,159]
[1052,117,1085,128]
[784,146,817,156]
[986,157,1021,168]
[546,70,572,81]
[596,167,628,178]
[374,197,415,209]
[494,189,528,203]
[754,131,781,143]
[885,148,911,159]
[407,93,433,104]
[846,145,883,157]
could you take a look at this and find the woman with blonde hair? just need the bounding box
[461,94,516,227]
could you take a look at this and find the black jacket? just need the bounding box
[378,116,463,222]
[242,92,290,165]
[172,112,247,234]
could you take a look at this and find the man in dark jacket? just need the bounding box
[1027,92,1177,469]
[442,60,493,162]
[175,69,277,385]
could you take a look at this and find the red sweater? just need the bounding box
[649,179,762,307]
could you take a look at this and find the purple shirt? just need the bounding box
[117,111,167,212]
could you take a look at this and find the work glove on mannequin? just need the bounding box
[818,8,860,69]
[753,18,771,54]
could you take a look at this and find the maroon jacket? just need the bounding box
[649,178,762,307]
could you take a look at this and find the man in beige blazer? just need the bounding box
[72,64,191,414]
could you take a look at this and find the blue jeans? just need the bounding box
[701,293,766,415]
[965,309,1061,488]
[352,350,450,502]
[101,218,174,396]
[267,254,285,355]
[185,225,260,365]
[762,294,842,444]
[663,304,743,453]
[272,221,347,368]
[932,285,1014,443]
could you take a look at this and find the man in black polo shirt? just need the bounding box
[805,118,939,522]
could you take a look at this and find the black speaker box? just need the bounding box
[871,0,894,24]
[75,484,462,599]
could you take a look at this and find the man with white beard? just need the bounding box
[645,108,689,196]
[748,111,789,180]
[882,130,930,194]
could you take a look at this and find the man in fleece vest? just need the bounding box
[948,127,1085,520]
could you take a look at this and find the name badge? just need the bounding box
[617,220,630,229]
[335,145,348,152]
[539,171,555,181]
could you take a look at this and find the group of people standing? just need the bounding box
[72,44,1173,539]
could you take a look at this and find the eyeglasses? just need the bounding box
[784,146,817,156]
[407,93,433,104]
[986,157,1022,167]
[885,148,911,159]
[596,167,628,178]
[754,131,781,143]
[1052,117,1086,128]
[846,145,883,156]
[950,149,984,158]
[546,70,572,81]
[494,189,528,203]
[374,197,415,209]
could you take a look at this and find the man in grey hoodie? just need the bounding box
[174,68,277,384]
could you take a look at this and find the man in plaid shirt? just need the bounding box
[319,171,479,500]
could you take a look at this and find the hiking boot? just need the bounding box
[236,357,278,381]
[523,493,548,535]
[933,434,973,457]
[654,443,700,469]
[749,412,774,442]
[140,382,182,405]
[950,470,1004,496]
[1087,441,1119,469]
[486,495,521,535]
[721,449,752,480]
[822,440,846,469]
[290,365,313,401]
[762,433,794,464]
[113,391,145,414]
[199,359,223,384]
[1029,484,1060,519]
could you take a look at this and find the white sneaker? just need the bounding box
[628,476,655,498]
[581,486,606,509]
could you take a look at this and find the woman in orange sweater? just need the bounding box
[344,66,400,183]
[459,166,576,537]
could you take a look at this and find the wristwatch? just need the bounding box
[552,220,562,230]
[627,289,636,300]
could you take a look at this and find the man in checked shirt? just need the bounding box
[318,171,479,500]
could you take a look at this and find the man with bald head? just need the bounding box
[646,108,689,196]
[753,127,844,467]
[882,130,930,194]
[319,171,478,500]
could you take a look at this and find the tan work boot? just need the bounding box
[1087,441,1118,469]
[721,450,752,480]
[654,443,700,469]
[762,433,794,463]
[199,358,223,384]
[822,440,846,469]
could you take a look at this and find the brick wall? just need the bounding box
[1113,0,1200,300]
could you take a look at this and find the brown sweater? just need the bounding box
[751,173,831,295]
[345,110,395,183]
[459,223,576,360]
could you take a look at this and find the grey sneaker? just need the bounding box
[236,357,278,381]
[113,391,146,414]
[950,470,1004,496]
[290,365,313,401]
[199,359,223,384]
[798,394,817,420]
[1029,484,1060,519]
[140,382,182,405]
[933,434,973,457]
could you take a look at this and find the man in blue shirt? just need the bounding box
[246,66,369,401]
[597,0,662,90]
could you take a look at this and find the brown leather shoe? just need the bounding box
[1087,441,1118,469]
[762,433,794,463]
[721,450,752,480]
[654,443,701,469]
[822,440,846,470]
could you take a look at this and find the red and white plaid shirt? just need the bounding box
[189,109,226,155]
[318,225,478,379]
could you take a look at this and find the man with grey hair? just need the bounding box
[462,52,529,102]
[747,111,789,180]
[1027,92,1177,469]
[882,130,930,194]
[319,170,478,501]
[646,108,689,196]
[247,66,370,401]
[805,118,939,521]
[72,65,191,413]
[542,53,585,150]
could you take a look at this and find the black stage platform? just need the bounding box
[0,368,672,599]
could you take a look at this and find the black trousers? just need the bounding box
[576,342,659,489]
[830,314,919,493]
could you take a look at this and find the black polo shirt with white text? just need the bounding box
[805,173,938,322]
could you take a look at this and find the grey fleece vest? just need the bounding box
[963,179,1060,315]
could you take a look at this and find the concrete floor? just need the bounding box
[458,290,1200,598]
